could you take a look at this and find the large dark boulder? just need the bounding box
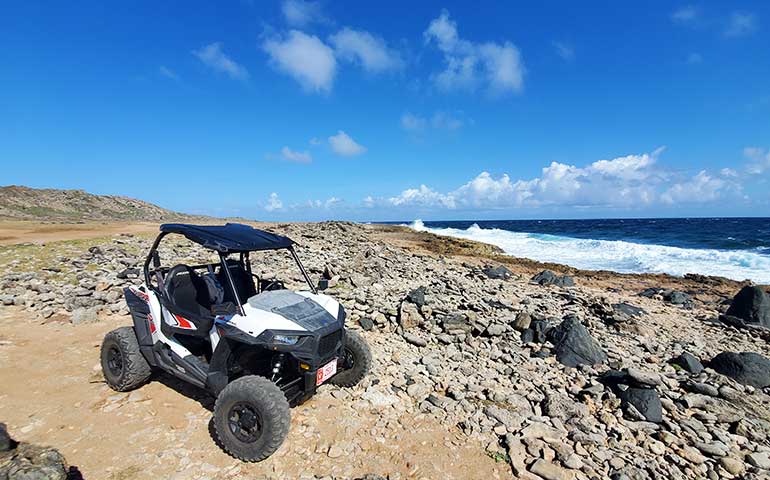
[531,270,575,287]
[406,287,427,307]
[482,265,514,280]
[619,387,663,423]
[670,352,704,375]
[725,286,770,328]
[547,316,607,367]
[0,426,69,480]
[710,352,770,388]
[0,424,9,452]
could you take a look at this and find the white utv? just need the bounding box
[100,223,371,461]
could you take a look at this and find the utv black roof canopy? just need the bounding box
[159,223,294,253]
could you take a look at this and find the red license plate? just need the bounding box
[316,358,338,386]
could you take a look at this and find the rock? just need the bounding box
[402,333,427,347]
[0,295,14,306]
[532,270,575,287]
[626,367,661,387]
[406,287,426,307]
[69,307,98,325]
[548,316,607,367]
[0,424,9,452]
[612,302,645,320]
[679,445,707,465]
[398,301,422,330]
[683,381,719,397]
[512,311,531,331]
[529,458,574,480]
[358,317,374,331]
[670,352,704,374]
[406,383,430,400]
[116,267,140,279]
[746,452,770,470]
[484,405,524,432]
[482,265,513,280]
[327,445,344,458]
[619,388,663,423]
[664,290,692,306]
[719,457,745,476]
[544,391,588,422]
[485,324,506,337]
[442,312,472,334]
[725,286,770,328]
[710,351,770,388]
[526,318,552,344]
[0,441,68,480]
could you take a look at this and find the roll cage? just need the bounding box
[143,224,317,317]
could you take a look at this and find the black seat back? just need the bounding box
[217,259,257,305]
[163,264,214,336]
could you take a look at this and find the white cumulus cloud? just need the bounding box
[328,130,366,156]
[671,6,699,24]
[263,31,336,93]
[378,148,740,211]
[264,192,283,212]
[423,9,525,95]
[401,111,465,132]
[192,43,249,80]
[329,28,403,73]
[280,146,312,164]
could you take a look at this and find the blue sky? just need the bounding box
[1,1,769,221]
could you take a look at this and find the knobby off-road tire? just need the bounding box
[213,375,291,462]
[330,329,372,387]
[100,326,152,392]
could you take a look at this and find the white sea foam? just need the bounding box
[408,219,770,283]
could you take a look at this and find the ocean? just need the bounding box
[399,218,770,284]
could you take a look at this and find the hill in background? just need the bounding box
[0,185,211,222]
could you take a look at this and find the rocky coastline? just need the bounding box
[1,221,769,479]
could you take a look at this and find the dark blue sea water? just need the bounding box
[399,218,770,282]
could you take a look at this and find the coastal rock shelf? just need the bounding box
[1,221,769,479]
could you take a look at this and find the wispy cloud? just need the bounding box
[725,11,758,37]
[329,28,403,73]
[552,41,575,62]
[328,130,366,156]
[744,147,770,174]
[401,111,466,132]
[192,43,249,80]
[686,52,703,64]
[280,146,312,163]
[281,0,330,27]
[263,30,336,93]
[159,65,180,81]
[423,9,525,95]
[671,5,699,25]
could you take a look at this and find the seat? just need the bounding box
[217,260,257,305]
[163,264,215,336]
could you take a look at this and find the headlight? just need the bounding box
[272,334,300,345]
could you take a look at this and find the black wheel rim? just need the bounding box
[228,402,263,443]
[107,345,123,377]
[341,347,355,370]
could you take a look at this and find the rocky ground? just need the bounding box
[1,221,770,479]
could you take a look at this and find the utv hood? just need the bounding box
[247,290,338,331]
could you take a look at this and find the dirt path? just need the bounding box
[0,308,512,479]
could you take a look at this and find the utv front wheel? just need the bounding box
[100,326,152,392]
[330,329,372,387]
[213,376,290,462]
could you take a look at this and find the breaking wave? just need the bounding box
[407,219,770,283]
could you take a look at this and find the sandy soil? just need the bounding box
[0,308,511,480]
[0,221,161,245]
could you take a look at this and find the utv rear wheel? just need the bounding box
[100,326,152,392]
[213,376,290,462]
[330,329,372,387]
